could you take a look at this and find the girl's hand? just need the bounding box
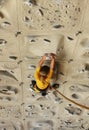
[50,53,56,57]
[42,55,46,60]
[50,53,55,59]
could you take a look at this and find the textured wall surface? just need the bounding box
[0,0,89,129]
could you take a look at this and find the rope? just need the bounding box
[53,88,89,110]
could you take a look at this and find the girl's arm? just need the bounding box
[38,55,46,67]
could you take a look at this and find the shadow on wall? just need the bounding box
[55,36,67,81]
[56,35,66,61]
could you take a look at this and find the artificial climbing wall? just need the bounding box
[0,0,89,130]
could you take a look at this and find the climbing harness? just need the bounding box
[53,87,89,110]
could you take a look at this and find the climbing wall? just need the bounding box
[0,0,89,129]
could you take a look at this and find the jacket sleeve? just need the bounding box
[34,67,40,80]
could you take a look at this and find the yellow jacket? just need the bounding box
[34,67,53,90]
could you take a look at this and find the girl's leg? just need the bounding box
[30,80,36,88]
[41,91,47,96]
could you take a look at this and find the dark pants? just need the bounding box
[31,80,48,96]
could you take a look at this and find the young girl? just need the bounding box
[31,53,59,96]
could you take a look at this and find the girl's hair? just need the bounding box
[39,65,50,77]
